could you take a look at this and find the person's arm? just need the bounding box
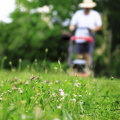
[69,24,76,32]
[89,26,101,32]
[90,12,102,33]
[69,12,78,32]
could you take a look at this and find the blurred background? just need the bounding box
[0,0,120,77]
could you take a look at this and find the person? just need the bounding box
[69,0,102,73]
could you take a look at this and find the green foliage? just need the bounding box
[0,8,68,66]
[0,0,120,76]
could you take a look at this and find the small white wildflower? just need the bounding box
[20,90,23,94]
[54,118,60,120]
[49,82,53,85]
[0,98,2,101]
[60,91,64,96]
[79,95,82,97]
[55,80,58,83]
[59,89,63,92]
[80,101,83,105]
[30,74,35,80]
[25,81,29,85]
[78,83,81,85]
[19,58,22,63]
[52,93,55,96]
[12,87,17,90]
[74,83,79,87]
[9,91,12,93]
[22,114,26,119]
[72,98,76,102]
[54,67,58,70]
[57,105,61,109]
[64,93,68,96]
[89,93,91,95]
[60,97,65,101]
[74,94,77,97]
[58,60,61,65]
[45,48,48,53]
[8,90,12,93]
[111,76,114,80]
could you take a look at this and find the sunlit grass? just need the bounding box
[0,70,120,120]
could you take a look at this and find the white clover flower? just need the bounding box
[60,91,64,96]
[80,101,83,105]
[89,93,91,95]
[25,81,29,85]
[74,83,79,87]
[8,90,12,93]
[59,89,63,92]
[60,97,65,101]
[57,105,61,109]
[77,83,81,85]
[52,93,55,96]
[21,114,26,119]
[20,90,23,94]
[54,67,58,70]
[74,82,81,87]
[49,82,53,85]
[74,94,77,97]
[30,74,35,80]
[33,86,35,89]
[9,91,12,93]
[64,93,68,96]
[111,76,114,80]
[54,118,60,120]
[72,98,76,102]
[12,87,17,90]
[55,81,58,83]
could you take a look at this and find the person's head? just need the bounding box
[79,0,96,14]
[84,8,91,14]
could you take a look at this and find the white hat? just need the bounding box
[79,0,96,8]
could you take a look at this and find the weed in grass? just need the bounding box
[18,58,22,72]
[0,56,7,69]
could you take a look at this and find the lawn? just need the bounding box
[0,70,120,120]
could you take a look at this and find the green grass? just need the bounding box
[0,70,120,120]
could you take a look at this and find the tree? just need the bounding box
[0,0,120,76]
